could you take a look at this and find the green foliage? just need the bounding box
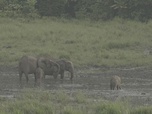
[19,0,37,17]
[95,101,129,114]
[75,0,152,22]
[55,90,70,103]
[4,100,53,114]
[0,0,152,21]
[63,106,84,114]
[0,0,7,10]
[130,106,152,114]
[0,0,37,18]
[0,89,152,114]
[75,0,115,20]
[74,91,87,103]
[35,0,66,17]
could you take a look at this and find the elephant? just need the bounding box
[56,59,74,80]
[19,55,38,85]
[110,75,121,90]
[37,57,60,79]
[18,55,57,85]
[35,67,44,86]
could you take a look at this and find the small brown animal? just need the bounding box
[110,75,121,90]
[35,67,44,86]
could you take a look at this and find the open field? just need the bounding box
[1,17,152,67]
[1,17,152,113]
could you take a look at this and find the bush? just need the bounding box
[0,0,37,18]
[75,0,152,22]
[1,0,152,22]
[75,0,115,20]
[35,0,66,17]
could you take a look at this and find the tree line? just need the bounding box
[0,0,152,22]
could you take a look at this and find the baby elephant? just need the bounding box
[110,75,121,90]
[35,67,44,86]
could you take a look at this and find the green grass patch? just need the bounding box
[74,90,87,103]
[130,106,152,114]
[1,17,152,68]
[0,89,151,114]
[2,100,53,114]
[95,101,129,114]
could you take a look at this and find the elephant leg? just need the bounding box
[116,85,121,90]
[60,72,64,80]
[53,74,58,82]
[117,85,121,90]
[70,75,73,81]
[19,71,23,86]
[24,73,29,83]
[35,78,41,87]
[34,73,37,86]
[110,85,114,90]
[70,72,74,81]
[112,87,114,90]
[43,74,46,79]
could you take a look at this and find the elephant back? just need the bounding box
[37,57,60,75]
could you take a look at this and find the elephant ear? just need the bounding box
[44,59,52,67]
[37,57,51,68]
[65,61,71,70]
[37,57,45,68]
[59,60,66,69]
[66,61,74,71]
[49,60,55,68]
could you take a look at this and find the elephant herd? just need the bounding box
[19,55,74,86]
[18,55,121,90]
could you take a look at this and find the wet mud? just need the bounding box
[0,66,152,106]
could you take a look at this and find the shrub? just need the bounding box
[35,0,66,17]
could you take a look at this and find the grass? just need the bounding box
[1,17,152,68]
[0,17,152,113]
[0,88,151,114]
[95,101,130,114]
[130,106,152,114]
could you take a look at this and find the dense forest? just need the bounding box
[0,0,152,22]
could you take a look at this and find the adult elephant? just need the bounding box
[18,55,59,85]
[56,59,74,80]
[19,55,39,85]
[37,57,60,79]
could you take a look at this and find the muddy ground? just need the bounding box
[0,66,152,107]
